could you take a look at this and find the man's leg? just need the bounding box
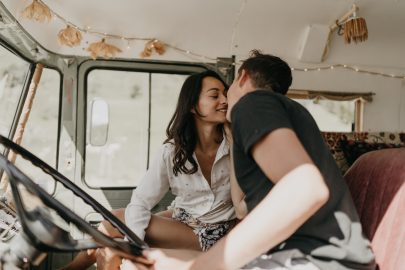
[120,248,202,270]
[242,249,320,270]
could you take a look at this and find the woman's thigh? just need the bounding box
[108,208,199,250]
[145,214,201,251]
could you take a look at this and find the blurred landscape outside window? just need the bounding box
[0,46,30,140]
[294,99,355,132]
[85,69,186,188]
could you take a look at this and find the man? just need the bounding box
[120,50,376,270]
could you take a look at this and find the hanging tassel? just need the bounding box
[86,38,122,59]
[152,40,166,55]
[140,39,166,58]
[140,40,154,58]
[57,25,82,47]
[21,0,52,23]
[344,17,368,44]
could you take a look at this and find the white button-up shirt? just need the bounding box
[125,139,235,240]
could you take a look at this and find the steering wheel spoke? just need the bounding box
[0,135,147,267]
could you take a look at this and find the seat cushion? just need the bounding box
[340,140,403,167]
[344,149,405,270]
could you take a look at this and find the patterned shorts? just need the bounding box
[172,208,235,251]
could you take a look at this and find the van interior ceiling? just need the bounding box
[0,1,404,270]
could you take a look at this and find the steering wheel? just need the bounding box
[0,135,148,267]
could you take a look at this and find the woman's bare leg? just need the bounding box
[60,208,200,269]
[145,212,200,250]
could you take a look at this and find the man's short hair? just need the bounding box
[238,50,292,95]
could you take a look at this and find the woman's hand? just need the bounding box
[95,248,123,270]
[98,219,124,238]
[98,208,125,238]
[233,197,248,220]
[95,248,155,270]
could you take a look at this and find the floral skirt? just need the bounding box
[172,207,235,251]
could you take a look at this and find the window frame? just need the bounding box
[0,41,63,192]
[288,89,373,132]
[79,60,213,190]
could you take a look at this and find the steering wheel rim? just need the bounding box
[0,135,147,256]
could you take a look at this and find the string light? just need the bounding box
[19,0,215,61]
[229,0,247,54]
[18,0,405,80]
[291,64,405,79]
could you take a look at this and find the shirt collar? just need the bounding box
[215,136,230,162]
[192,135,229,163]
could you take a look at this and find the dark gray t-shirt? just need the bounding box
[231,90,375,270]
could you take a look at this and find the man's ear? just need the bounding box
[238,69,249,88]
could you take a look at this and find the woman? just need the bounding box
[62,70,241,270]
[125,69,236,251]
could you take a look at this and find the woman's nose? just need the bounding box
[220,93,227,104]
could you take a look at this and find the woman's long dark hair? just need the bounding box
[164,70,227,176]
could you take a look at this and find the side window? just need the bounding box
[85,70,150,188]
[15,68,60,192]
[293,99,355,132]
[289,89,372,132]
[149,74,185,162]
[85,70,188,188]
[0,45,30,139]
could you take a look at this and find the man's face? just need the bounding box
[226,76,242,122]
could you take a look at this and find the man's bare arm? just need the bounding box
[190,128,330,270]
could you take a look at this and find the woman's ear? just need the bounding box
[190,107,196,114]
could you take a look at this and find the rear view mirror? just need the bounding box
[89,98,109,146]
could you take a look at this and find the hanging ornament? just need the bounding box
[152,40,166,55]
[140,39,166,58]
[140,41,153,58]
[57,25,82,47]
[86,38,122,59]
[21,0,52,23]
[343,17,368,44]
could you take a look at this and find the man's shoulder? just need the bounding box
[234,90,292,115]
[239,90,290,106]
